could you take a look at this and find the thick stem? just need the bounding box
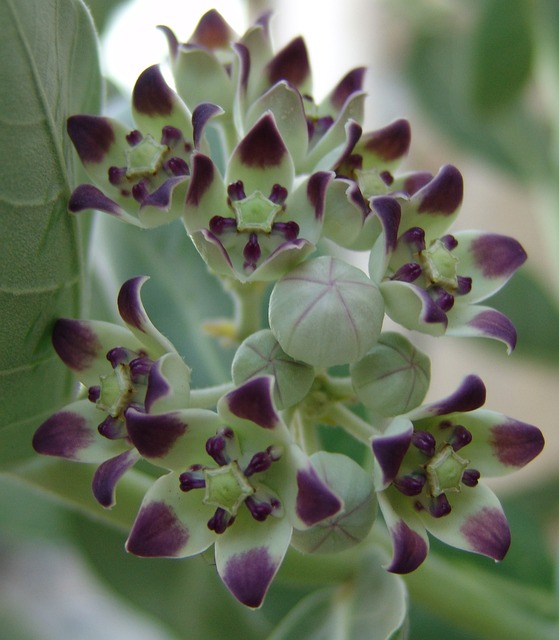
[225,278,268,342]
[324,403,380,443]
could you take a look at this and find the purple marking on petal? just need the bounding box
[133,65,174,116]
[144,360,170,413]
[157,25,179,59]
[233,43,250,95]
[267,36,310,89]
[371,196,401,252]
[221,547,278,608]
[402,171,432,196]
[141,176,187,210]
[92,449,139,508]
[68,184,123,216]
[237,114,288,168]
[470,234,527,279]
[33,411,95,460]
[307,171,333,221]
[186,153,215,206]
[372,429,413,486]
[126,501,189,557]
[468,309,517,352]
[296,466,343,526]
[125,409,187,459]
[192,102,223,149]
[67,115,115,164]
[189,9,234,49]
[413,286,448,325]
[225,378,279,429]
[429,374,486,416]
[52,318,101,371]
[347,181,370,221]
[416,165,463,215]
[364,119,411,162]
[490,420,544,467]
[330,67,367,111]
[460,506,511,560]
[117,276,149,331]
[386,520,428,574]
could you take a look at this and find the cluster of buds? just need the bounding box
[33,10,544,610]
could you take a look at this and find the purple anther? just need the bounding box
[132,180,149,204]
[394,474,426,496]
[98,416,127,440]
[88,385,101,403]
[207,508,234,534]
[412,430,436,457]
[166,157,189,176]
[179,467,206,492]
[227,180,246,201]
[245,496,274,522]
[400,227,426,252]
[272,221,299,241]
[449,425,472,451]
[269,183,288,205]
[161,125,182,147]
[440,234,458,251]
[429,493,452,518]
[390,262,422,283]
[108,166,127,186]
[243,446,279,477]
[243,234,261,271]
[129,357,153,382]
[380,170,394,186]
[126,130,143,146]
[431,286,455,312]
[456,276,472,295]
[209,215,237,234]
[205,431,233,466]
[462,469,481,487]
[106,347,135,368]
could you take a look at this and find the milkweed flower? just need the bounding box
[124,376,343,608]
[32,277,191,507]
[371,374,544,573]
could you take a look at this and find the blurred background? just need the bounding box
[2,0,559,637]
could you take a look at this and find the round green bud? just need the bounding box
[269,256,384,367]
[350,332,430,416]
[291,452,377,554]
[231,330,315,409]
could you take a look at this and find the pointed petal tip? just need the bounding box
[416,164,463,215]
[133,64,175,116]
[386,520,428,574]
[460,506,511,561]
[33,410,94,460]
[224,377,280,429]
[92,449,139,508]
[126,500,189,557]
[67,115,115,163]
[490,420,545,468]
[52,318,101,371]
[296,466,343,526]
[221,547,279,608]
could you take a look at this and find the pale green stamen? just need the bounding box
[426,444,469,497]
[232,191,282,233]
[419,239,459,289]
[203,462,255,515]
[126,134,168,179]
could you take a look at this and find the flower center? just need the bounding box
[419,239,459,290]
[232,191,283,233]
[425,444,469,497]
[97,364,135,418]
[125,134,168,180]
[355,168,391,198]
[203,462,255,515]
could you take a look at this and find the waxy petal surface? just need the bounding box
[92,449,140,508]
[446,305,518,353]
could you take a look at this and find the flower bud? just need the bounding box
[350,332,430,416]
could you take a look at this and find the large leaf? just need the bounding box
[0,0,102,468]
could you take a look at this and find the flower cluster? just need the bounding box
[33,10,544,610]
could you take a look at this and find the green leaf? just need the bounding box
[0,0,102,469]
[268,551,408,640]
[470,0,533,112]
[82,0,132,35]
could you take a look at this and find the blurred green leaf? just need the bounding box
[83,0,132,35]
[470,0,533,112]
[0,0,101,469]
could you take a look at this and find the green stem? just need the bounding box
[320,374,356,401]
[324,402,380,443]
[225,278,268,341]
[189,382,235,408]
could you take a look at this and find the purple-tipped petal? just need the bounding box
[386,519,429,574]
[186,153,215,207]
[307,171,334,221]
[266,36,310,89]
[469,234,527,279]
[188,9,236,49]
[372,423,414,489]
[117,276,150,332]
[140,175,188,210]
[490,420,545,468]
[237,113,289,168]
[447,306,518,353]
[220,546,279,608]
[68,184,126,218]
[415,165,463,215]
[126,500,190,557]
[67,115,115,164]
[52,318,101,372]
[133,65,175,116]
[372,196,402,253]
[329,67,367,111]
[92,449,140,508]
[33,410,95,460]
[222,377,280,430]
[411,374,486,419]
[295,466,343,526]
[192,102,224,149]
[460,506,511,561]
[363,119,411,163]
[158,25,178,59]
[125,408,187,460]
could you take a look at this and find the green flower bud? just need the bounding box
[291,452,377,554]
[350,332,430,416]
[269,256,384,367]
[231,330,315,409]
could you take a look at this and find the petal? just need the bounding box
[92,449,140,508]
[117,276,177,357]
[192,102,224,150]
[215,509,292,608]
[136,176,189,228]
[286,171,333,242]
[32,400,128,463]
[125,407,221,471]
[68,184,142,227]
[321,178,369,248]
[371,417,414,490]
[187,9,237,49]
[380,281,447,336]
[378,491,429,574]
[357,119,411,172]
[368,196,402,281]
[126,472,216,558]
[189,229,237,279]
[452,231,527,303]
[218,376,281,431]
[421,483,510,561]
[320,67,367,115]
[446,305,518,353]
[266,36,312,94]
[247,238,315,283]
[409,374,486,420]
[184,153,228,232]
[145,353,192,414]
